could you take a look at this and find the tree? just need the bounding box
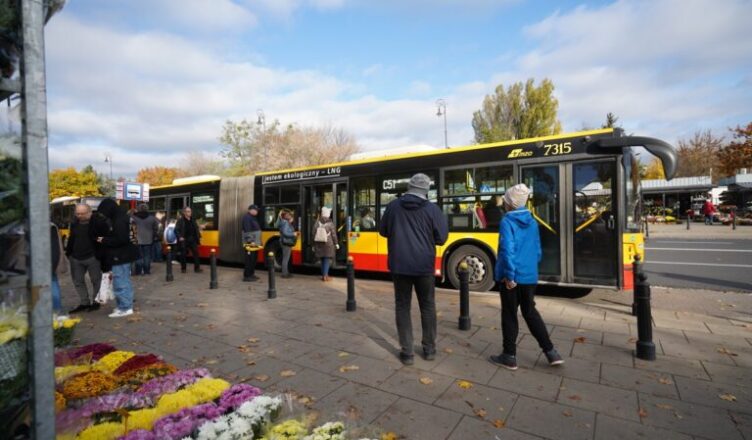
[181,151,226,177]
[718,123,752,177]
[675,130,724,181]
[642,157,666,180]
[48,167,102,201]
[219,119,359,175]
[136,166,185,186]
[602,112,620,129]
[471,78,562,143]
[81,164,114,197]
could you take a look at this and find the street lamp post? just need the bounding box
[257,109,266,169]
[104,154,113,180]
[436,99,448,149]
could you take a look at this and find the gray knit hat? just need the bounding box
[406,173,431,199]
[504,183,531,210]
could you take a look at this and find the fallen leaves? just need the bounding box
[237,345,253,353]
[195,303,208,308]
[567,395,582,401]
[381,433,398,440]
[717,347,738,357]
[246,360,256,366]
[473,408,488,419]
[443,348,454,354]
[491,419,505,429]
[655,403,673,410]
[339,365,360,373]
[562,410,573,417]
[638,408,648,418]
[457,380,474,390]
[254,374,270,382]
[337,352,350,358]
[280,369,296,377]
[418,377,434,385]
[574,336,587,343]
[719,393,737,402]
[247,337,260,344]
[658,378,673,385]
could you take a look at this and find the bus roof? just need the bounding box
[50,196,79,204]
[152,175,222,190]
[256,128,615,176]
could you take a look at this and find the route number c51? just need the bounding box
[543,142,572,156]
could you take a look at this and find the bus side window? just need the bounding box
[440,165,512,231]
[352,177,376,231]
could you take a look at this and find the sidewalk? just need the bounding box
[60,266,752,440]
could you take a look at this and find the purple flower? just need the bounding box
[56,393,154,433]
[134,368,210,401]
[151,403,223,439]
[218,384,263,412]
[119,429,156,440]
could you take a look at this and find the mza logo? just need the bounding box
[507,148,533,158]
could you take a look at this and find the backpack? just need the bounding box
[314,222,329,243]
[165,225,177,244]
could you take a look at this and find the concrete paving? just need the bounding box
[59,264,752,440]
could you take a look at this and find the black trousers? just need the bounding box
[244,250,257,278]
[500,284,554,356]
[393,274,437,356]
[180,240,200,271]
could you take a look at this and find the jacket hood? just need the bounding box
[506,208,536,228]
[399,193,429,210]
[97,198,119,219]
[134,211,150,219]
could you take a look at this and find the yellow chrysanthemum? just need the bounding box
[94,350,135,373]
[54,365,91,383]
[124,407,160,432]
[76,422,124,440]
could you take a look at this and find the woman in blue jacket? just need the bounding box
[489,183,564,370]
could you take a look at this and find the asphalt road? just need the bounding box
[644,237,752,292]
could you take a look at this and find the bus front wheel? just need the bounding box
[446,245,495,292]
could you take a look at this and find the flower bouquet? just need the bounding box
[53,316,81,347]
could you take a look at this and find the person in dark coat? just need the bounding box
[175,206,202,273]
[241,204,261,281]
[96,198,139,318]
[131,203,159,275]
[313,207,338,281]
[65,203,105,313]
[278,210,297,278]
[379,173,448,365]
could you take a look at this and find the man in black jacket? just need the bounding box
[175,206,202,273]
[65,203,105,313]
[241,204,261,282]
[96,198,139,318]
[379,173,448,365]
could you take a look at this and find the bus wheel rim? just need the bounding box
[463,255,486,284]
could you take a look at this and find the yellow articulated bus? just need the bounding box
[50,196,106,241]
[150,128,677,292]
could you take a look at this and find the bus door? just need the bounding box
[166,194,189,223]
[521,165,564,284]
[570,160,618,286]
[303,181,348,265]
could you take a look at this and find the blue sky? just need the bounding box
[45,0,752,177]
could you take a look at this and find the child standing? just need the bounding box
[489,183,563,370]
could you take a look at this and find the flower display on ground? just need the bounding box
[53,343,382,440]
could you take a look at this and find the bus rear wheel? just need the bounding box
[446,245,495,292]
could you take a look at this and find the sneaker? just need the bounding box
[545,349,565,366]
[108,309,134,318]
[194,268,203,273]
[423,350,436,361]
[243,276,260,282]
[489,354,518,370]
[87,303,101,312]
[68,304,90,314]
[399,352,414,366]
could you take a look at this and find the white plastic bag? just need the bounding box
[95,272,114,304]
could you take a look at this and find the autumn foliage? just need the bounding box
[718,123,752,177]
[48,167,102,201]
[135,166,186,186]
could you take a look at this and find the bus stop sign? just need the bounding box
[116,182,150,202]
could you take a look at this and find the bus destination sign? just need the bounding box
[261,166,342,184]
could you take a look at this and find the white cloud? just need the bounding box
[136,0,258,31]
[45,0,752,177]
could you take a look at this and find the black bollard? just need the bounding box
[644,218,649,240]
[209,249,218,289]
[165,246,174,282]
[733,211,737,230]
[458,261,471,330]
[633,256,656,360]
[686,215,690,230]
[267,252,277,299]
[346,256,356,312]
